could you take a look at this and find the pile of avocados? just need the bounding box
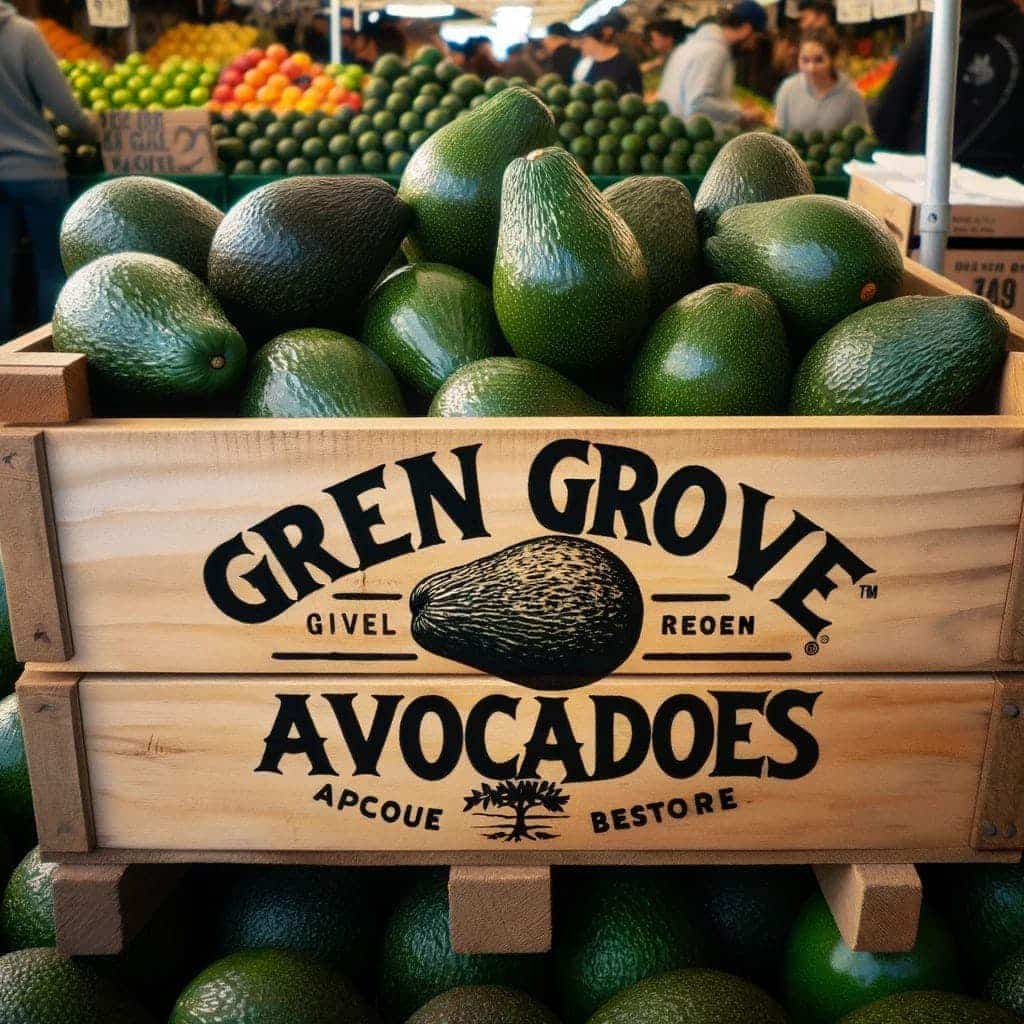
[52,85,1009,420]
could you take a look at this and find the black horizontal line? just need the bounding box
[651,593,731,602]
[271,652,419,662]
[643,652,793,662]
[332,593,403,601]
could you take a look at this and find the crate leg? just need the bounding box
[52,863,185,956]
[448,866,551,955]
[814,863,922,953]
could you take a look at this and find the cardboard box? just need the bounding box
[848,168,1024,315]
[99,109,216,175]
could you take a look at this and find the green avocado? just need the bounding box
[407,986,559,1024]
[208,175,410,342]
[584,968,788,1024]
[626,283,790,415]
[986,948,1024,1017]
[240,329,405,418]
[398,87,556,280]
[53,253,247,413]
[703,195,904,346]
[790,295,1007,415]
[171,949,378,1024]
[838,991,1016,1024]
[362,263,503,399]
[603,176,702,314]
[694,132,813,234]
[1,848,55,950]
[60,176,223,279]
[494,147,649,392]
[430,357,611,417]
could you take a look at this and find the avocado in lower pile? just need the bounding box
[430,357,611,417]
[694,132,814,235]
[603,175,702,314]
[790,295,1008,415]
[410,535,643,689]
[837,991,1017,1023]
[208,175,410,343]
[986,948,1024,1017]
[407,985,560,1024]
[584,968,789,1024]
[626,283,790,415]
[60,176,223,280]
[494,147,649,393]
[398,86,557,280]
[52,252,247,413]
[240,328,405,418]
[703,195,904,347]
[170,949,378,1024]
[362,262,503,399]
[0,947,156,1024]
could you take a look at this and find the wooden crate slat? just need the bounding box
[972,673,1024,849]
[0,431,72,662]
[0,353,90,426]
[814,863,922,952]
[74,673,993,854]
[17,671,93,854]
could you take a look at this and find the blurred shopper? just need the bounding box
[873,0,1024,176]
[504,42,542,82]
[797,0,837,30]
[600,11,647,65]
[658,3,767,125]
[643,19,686,76]
[464,36,503,78]
[774,27,869,134]
[579,22,642,93]
[542,22,580,81]
[0,0,97,341]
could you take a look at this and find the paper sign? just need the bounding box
[100,109,216,175]
[873,0,917,15]
[86,0,130,28]
[836,0,873,21]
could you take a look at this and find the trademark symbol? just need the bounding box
[820,634,829,645]
[860,584,879,599]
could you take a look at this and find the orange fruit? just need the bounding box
[267,72,289,90]
[291,51,311,69]
[281,84,301,102]
[257,57,277,75]
[265,42,288,62]
[243,67,266,87]
[233,83,255,102]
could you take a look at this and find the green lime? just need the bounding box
[620,133,643,155]
[382,129,406,154]
[301,137,326,160]
[686,114,715,142]
[618,152,639,174]
[336,154,360,174]
[275,137,299,161]
[361,150,385,173]
[357,130,381,154]
[398,110,421,133]
[258,157,283,175]
[372,109,397,132]
[784,897,960,1024]
[618,93,644,118]
[583,118,606,139]
[328,134,353,157]
[592,153,617,175]
[388,151,409,173]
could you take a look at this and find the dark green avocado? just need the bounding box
[208,175,410,343]
[399,87,557,280]
[603,176,702,314]
[60,175,223,279]
[790,294,1007,415]
[241,328,405,418]
[494,147,649,392]
[838,991,1017,1023]
[694,132,813,234]
[52,252,246,412]
[362,262,503,399]
[410,535,643,689]
[407,986,560,1024]
[703,194,904,347]
[430,357,612,417]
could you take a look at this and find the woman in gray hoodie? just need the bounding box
[0,1,97,341]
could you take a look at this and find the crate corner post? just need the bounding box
[814,863,922,953]
[448,865,552,955]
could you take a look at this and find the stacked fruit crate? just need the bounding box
[0,253,1023,964]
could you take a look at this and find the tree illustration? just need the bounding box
[463,779,571,842]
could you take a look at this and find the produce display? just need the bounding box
[63,51,220,112]
[209,43,366,116]
[37,18,110,65]
[46,114,102,174]
[145,21,263,68]
[777,124,878,177]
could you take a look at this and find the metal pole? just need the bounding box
[919,0,961,271]
[330,0,341,64]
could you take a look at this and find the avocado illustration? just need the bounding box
[409,535,643,690]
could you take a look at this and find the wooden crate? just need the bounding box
[16,667,1024,956]
[2,262,1024,678]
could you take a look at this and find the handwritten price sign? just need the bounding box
[100,110,217,175]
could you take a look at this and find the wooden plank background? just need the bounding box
[78,674,993,853]
[28,417,1024,675]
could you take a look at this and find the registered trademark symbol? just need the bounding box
[820,634,830,645]
[804,641,820,656]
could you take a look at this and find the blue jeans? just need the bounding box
[0,177,70,343]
